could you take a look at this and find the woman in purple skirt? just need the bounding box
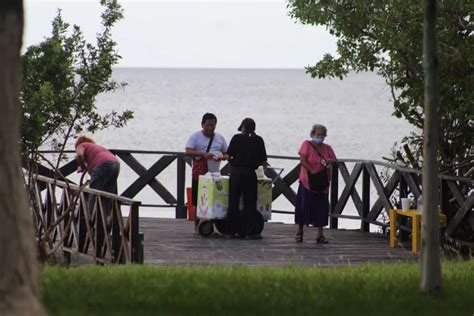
[294,124,337,243]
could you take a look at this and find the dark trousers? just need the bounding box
[88,160,120,219]
[227,167,258,236]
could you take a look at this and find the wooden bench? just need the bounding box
[389,209,447,253]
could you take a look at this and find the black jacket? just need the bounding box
[227,132,267,170]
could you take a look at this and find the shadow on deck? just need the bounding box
[140,218,417,267]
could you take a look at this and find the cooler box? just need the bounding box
[256,178,272,220]
[197,173,229,220]
[236,178,272,221]
[197,173,273,221]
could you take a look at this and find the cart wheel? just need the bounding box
[249,211,264,235]
[198,220,214,237]
[214,219,228,235]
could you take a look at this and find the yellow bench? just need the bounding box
[389,209,447,253]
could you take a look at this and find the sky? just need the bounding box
[24,0,337,68]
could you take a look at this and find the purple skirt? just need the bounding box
[294,183,329,227]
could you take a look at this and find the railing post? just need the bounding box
[112,204,121,264]
[63,190,71,265]
[138,232,144,264]
[399,171,410,242]
[95,198,105,261]
[78,201,87,253]
[440,178,449,216]
[361,164,370,232]
[400,170,408,199]
[130,202,140,263]
[176,154,187,219]
[439,178,450,242]
[330,163,339,229]
[45,188,53,231]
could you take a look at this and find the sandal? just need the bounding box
[295,231,303,242]
[316,235,329,244]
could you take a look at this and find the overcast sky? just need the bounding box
[24,0,337,68]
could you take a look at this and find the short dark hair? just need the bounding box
[238,117,256,132]
[201,113,217,125]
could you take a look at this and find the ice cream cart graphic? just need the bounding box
[196,169,281,237]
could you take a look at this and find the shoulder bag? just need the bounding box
[191,134,214,180]
[307,142,330,191]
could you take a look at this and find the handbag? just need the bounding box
[307,168,329,191]
[191,134,214,180]
[307,142,330,191]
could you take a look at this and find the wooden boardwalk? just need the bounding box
[140,218,417,267]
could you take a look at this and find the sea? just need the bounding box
[76,68,415,229]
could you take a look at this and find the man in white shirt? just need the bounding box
[185,113,229,231]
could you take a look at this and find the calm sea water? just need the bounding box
[86,68,415,228]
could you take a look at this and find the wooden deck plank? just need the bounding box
[140,218,416,267]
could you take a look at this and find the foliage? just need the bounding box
[40,262,474,315]
[21,0,133,166]
[21,0,133,265]
[288,0,473,175]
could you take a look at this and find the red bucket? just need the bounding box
[186,187,195,221]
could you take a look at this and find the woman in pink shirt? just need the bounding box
[295,124,336,243]
[75,135,120,219]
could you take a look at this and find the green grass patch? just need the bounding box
[40,261,474,316]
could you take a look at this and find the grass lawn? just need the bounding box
[40,260,474,316]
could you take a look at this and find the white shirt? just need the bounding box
[185,131,228,173]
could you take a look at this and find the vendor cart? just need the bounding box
[196,168,283,237]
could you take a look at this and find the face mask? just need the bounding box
[312,136,324,144]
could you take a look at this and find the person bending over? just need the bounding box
[75,135,120,223]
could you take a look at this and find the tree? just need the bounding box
[288,0,473,174]
[420,0,442,295]
[20,0,133,263]
[21,0,133,172]
[0,0,46,314]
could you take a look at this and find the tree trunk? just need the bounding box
[0,1,46,315]
[420,0,443,295]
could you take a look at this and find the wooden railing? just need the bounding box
[28,173,141,264]
[328,159,473,243]
[35,150,473,246]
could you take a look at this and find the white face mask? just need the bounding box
[312,136,324,144]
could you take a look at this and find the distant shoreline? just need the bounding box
[112,66,308,71]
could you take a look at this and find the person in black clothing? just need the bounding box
[226,118,267,239]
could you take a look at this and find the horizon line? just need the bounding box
[113,66,310,70]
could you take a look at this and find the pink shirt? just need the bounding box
[77,142,117,174]
[298,140,336,193]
